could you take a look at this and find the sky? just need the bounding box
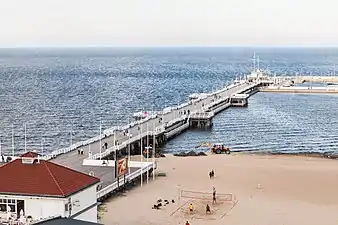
[0,0,337,47]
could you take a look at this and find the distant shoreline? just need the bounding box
[236,150,338,160]
[171,150,338,160]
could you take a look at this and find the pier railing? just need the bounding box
[189,111,215,119]
[96,161,154,199]
[42,114,160,160]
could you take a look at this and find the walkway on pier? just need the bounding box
[51,80,255,167]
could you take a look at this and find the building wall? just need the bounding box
[0,185,97,223]
[74,206,97,223]
[25,197,65,219]
[69,185,98,223]
[0,194,64,220]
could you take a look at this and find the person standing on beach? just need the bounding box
[213,187,216,204]
[189,203,193,213]
[185,221,190,225]
[206,204,211,214]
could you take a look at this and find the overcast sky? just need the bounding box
[0,0,337,47]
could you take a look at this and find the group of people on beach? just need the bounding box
[185,171,218,224]
[187,186,217,214]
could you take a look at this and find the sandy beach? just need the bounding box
[100,153,338,225]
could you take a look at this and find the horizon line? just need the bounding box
[1,45,338,49]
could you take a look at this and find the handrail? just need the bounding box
[96,162,154,199]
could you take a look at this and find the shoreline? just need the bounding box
[170,149,338,160]
[238,150,338,159]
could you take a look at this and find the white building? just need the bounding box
[0,152,100,224]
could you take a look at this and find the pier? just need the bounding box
[2,69,338,201]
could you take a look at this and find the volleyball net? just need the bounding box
[179,189,234,203]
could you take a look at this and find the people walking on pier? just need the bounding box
[78,148,83,155]
[104,142,108,150]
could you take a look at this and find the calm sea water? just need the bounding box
[0,47,338,154]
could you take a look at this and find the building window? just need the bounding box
[0,204,6,212]
[0,199,17,212]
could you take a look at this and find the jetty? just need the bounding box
[1,68,338,201]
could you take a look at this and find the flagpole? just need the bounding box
[128,118,131,175]
[114,130,117,162]
[140,124,143,187]
[24,123,27,152]
[41,139,44,157]
[146,122,149,184]
[70,124,73,146]
[99,120,102,160]
[12,124,14,156]
[152,107,156,181]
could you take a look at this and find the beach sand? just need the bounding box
[100,153,338,225]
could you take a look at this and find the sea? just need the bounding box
[1,47,338,155]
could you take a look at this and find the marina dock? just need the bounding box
[2,70,338,201]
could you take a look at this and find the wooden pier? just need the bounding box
[3,70,338,201]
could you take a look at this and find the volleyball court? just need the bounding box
[171,189,238,220]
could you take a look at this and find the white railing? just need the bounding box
[189,111,215,119]
[96,162,155,199]
[165,122,190,139]
[203,96,230,110]
[87,125,167,160]
[42,114,160,161]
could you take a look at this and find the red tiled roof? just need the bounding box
[20,151,40,158]
[0,158,100,197]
